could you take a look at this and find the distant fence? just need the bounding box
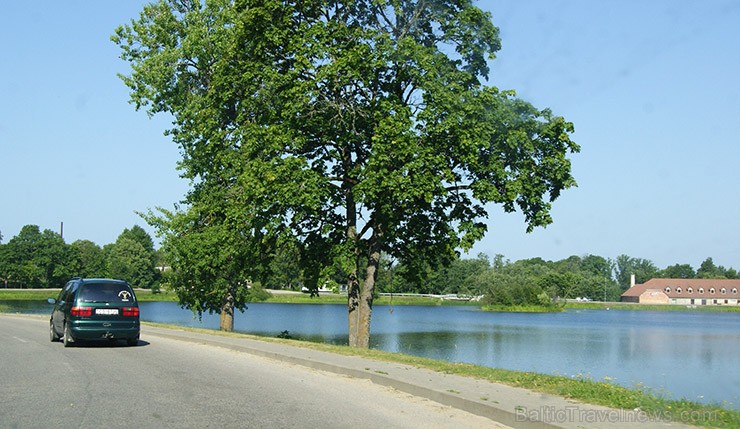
[378,293,483,302]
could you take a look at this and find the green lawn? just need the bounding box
[564,301,740,312]
[0,288,180,302]
[0,288,458,306]
[0,289,61,301]
[3,289,739,312]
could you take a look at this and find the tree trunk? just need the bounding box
[348,244,381,348]
[347,271,362,347]
[345,184,364,347]
[220,288,235,332]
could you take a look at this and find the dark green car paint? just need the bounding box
[49,278,140,347]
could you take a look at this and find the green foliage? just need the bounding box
[696,257,736,279]
[71,240,107,278]
[113,0,579,344]
[479,273,546,307]
[580,254,614,279]
[118,225,155,255]
[37,229,76,288]
[384,253,624,305]
[615,255,659,290]
[0,224,159,290]
[140,197,273,321]
[660,263,696,279]
[247,283,272,301]
[1,225,45,288]
[107,226,159,289]
[0,225,76,289]
[107,237,155,288]
[263,240,303,291]
[434,253,491,295]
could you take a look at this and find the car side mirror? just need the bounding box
[47,298,57,305]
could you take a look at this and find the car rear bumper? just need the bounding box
[69,320,140,340]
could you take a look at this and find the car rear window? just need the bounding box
[78,283,136,303]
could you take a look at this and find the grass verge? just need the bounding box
[264,293,471,306]
[0,289,59,301]
[0,288,181,302]
[481,304,563,313]
[565,301,740,312]
[4,289,738,312]
[0,289,460,306]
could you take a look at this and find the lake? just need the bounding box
[6,300,739,410]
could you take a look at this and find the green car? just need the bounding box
[49,278,140,347]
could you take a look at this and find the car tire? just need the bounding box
[126,336,139,347]
[63,323,73,348]
[50,322,60,342]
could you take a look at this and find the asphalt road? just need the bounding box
[0,315,504,429]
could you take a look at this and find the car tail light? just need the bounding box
[122,307,140,317]
[71,306,92,317]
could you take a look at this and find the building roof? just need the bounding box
[621,278,740,299]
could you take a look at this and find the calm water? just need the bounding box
[7,300,739,409]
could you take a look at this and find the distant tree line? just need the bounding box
[371,253,737,305]
[1,225,735,306]
[0,225,161,290]
[266,244,738,305]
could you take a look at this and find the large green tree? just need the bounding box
[696,257,732,279]
[119,225,156,257]
[106,228,158,289]
[71,239,107,278]
[2,225,45,288]
[114,0,578,346]
[142,190,274,330]
[615,254,659,290]
[0,225,75,288]
[471,258,553,308]
[660,263,696,279]
[37,229,76,288]
[107,238,152,288]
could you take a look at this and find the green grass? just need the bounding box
[0,288,180,302]
[0,289,60,301]
[263,293,348,305]
[143,322,739,428]
[4,288,737,312]
[0,289,462,307]
[135,289,179,302]
[0,289,469,306]
[565,301,740,312]
[481,304,563,313]
[264,293,471,306]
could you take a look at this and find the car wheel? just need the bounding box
[63,323,74,348]
[126,336,139,347]
[50,322,60,342]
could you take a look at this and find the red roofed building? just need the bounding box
[621,278,740,305]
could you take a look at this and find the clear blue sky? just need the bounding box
[1,1,739,270]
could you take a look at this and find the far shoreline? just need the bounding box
[1,289,739,313]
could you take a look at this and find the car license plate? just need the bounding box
[95,308,119,316]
